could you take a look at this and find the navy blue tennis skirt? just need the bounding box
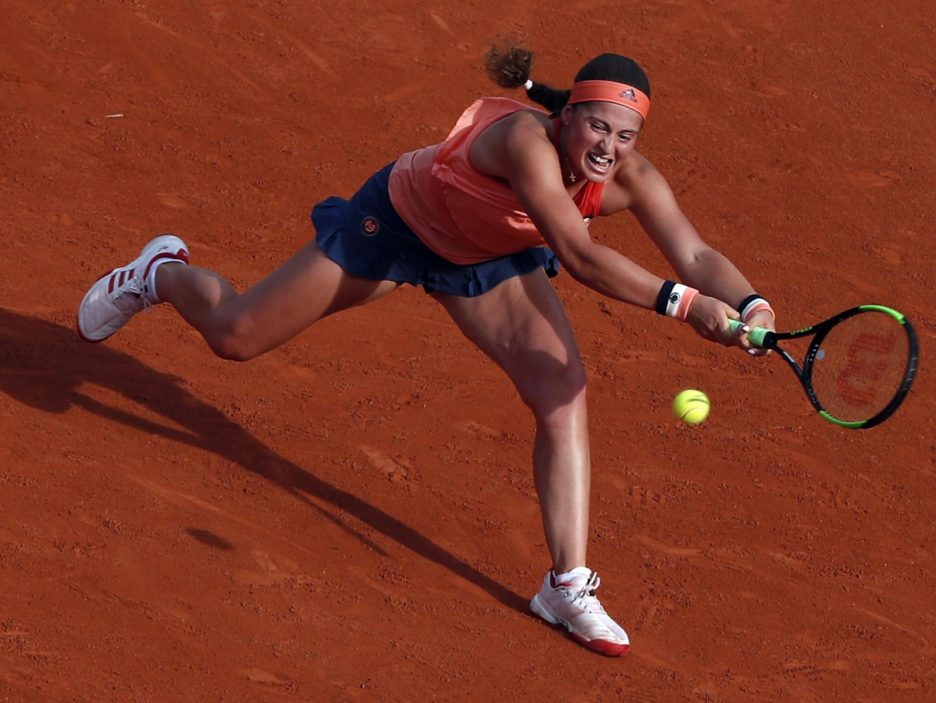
[311,162,559,297]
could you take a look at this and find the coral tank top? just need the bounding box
[388,97,604,265]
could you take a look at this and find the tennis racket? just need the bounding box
[729,305,918,429]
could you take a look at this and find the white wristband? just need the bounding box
[740,297,774,322]
[665,283,699,321]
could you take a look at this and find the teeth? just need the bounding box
[589,154,611,167]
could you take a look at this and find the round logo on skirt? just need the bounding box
[361,216,380,236]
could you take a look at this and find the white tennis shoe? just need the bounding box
[77,234,189,342]
[530,567,630,656]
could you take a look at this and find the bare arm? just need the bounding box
[490,113,667,308]
[630,165,753,304]
[629,163,776,344]
[473,111,771,347]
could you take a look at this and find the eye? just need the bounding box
[590,122,608,133]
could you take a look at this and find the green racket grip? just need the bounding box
[728,319,773,348]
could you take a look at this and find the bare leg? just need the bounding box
[432,269,590,573]
[156,240,398,360]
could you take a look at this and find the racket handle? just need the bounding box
[728,319,774,348]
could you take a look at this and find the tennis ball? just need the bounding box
[673,389,710,425]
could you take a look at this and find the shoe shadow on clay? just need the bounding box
[0,308,528,613]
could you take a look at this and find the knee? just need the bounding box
[207,316,260,362]
[517,359,588,420]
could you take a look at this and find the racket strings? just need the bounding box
[808,313,911,423]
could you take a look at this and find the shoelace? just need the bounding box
[559,571,608,615]
[112,274,152,313]
[141,282,154,311]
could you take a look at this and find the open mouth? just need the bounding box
[587,153,613,172]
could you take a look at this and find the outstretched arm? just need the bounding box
[629,166,752,302]
[494,113,670,308]
[476,111,769,347]
[629,163,776,346]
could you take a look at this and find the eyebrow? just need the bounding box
[590,117,639,135]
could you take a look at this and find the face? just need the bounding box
[560,101,643,183]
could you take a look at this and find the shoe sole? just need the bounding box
[530,594,629,657]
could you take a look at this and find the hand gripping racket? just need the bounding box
[729,305,918,429]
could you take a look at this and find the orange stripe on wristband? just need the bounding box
[664,283,699,321]
[741,301,775,322]
[675,287,699,321]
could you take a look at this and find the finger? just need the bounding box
[734,323,752,349]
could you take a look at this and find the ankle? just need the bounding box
[149,260,185,303]
[553,565,590,581]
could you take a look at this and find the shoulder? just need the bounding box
[455,97,553,156]
[470,104,556,179]
[453,97,548,133]
[480,104,553,145]
[614,151,663,190]
[599,151,668,213]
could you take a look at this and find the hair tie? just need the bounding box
[523,79,533,90]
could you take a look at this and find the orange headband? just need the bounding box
[567,80,651,120]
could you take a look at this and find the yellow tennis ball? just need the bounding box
[673,389,710,425]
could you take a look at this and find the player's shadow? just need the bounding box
[0,308,527,613]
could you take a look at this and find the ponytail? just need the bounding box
[526,83,571,114]
[484,43,652,116]
[484,42,571,114]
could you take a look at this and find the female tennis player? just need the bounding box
[77,45,776,656]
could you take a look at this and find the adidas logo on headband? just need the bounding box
[618,88,638,103]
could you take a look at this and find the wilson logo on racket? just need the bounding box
[835,330,900,406]
[730,305,917,429]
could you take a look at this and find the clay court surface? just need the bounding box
[2,1,934,700]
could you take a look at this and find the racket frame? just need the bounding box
[734,305,918,429]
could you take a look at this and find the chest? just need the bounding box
[567,178,634,219]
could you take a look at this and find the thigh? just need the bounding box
[224,240,400,355]
[432,268,585,406]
